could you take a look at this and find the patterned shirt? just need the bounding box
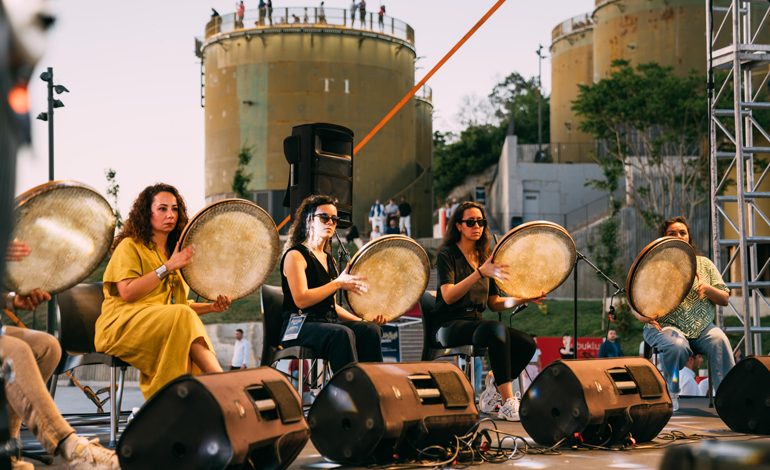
[652,256,729,339]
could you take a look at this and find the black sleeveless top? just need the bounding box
[280,244,338,323]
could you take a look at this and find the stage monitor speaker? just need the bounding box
[715,355,770,435]
[117,367,309,470]
[283,123,353,228]
[307,362,478,465]
[520,358,672,446]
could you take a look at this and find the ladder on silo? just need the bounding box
[707,0,770,355]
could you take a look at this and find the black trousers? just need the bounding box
[437,320,535,385]
[282,320,383,373]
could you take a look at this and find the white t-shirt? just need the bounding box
[679,367,703,396]
[231,339,251,368]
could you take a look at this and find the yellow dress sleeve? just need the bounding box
[104,238,144,283]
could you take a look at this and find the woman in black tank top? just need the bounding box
[280,195,385,372]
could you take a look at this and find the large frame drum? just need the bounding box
[6,181,115,295]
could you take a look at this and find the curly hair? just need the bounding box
[439,201,491,263]
[284,194,337,253]
[112,183,189,255]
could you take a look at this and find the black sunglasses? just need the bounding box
[314,213,340,224]
[460,218,487,228]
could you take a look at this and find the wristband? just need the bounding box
[155,264,169,279]
[477,267,484,279]
[5,292,16,311]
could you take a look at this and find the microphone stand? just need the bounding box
[333,230,351,306]
[571,250,624,359]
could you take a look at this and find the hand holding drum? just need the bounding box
[334,267,368,295]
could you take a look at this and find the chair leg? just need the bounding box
[707,361,714,408]
[298,360,304,398]
[109,366,118,448]
[518,371,526,396]
[469,356,476,394]
[48,373,59,399]
[117,366,127,415]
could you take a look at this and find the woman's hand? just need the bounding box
[370,314,387,325]
[13,289,51,310]
[478,257,509,281]
[334,267,368,295]
[210,295,231,312]
[166,243,194,271]
[6,240,31,261]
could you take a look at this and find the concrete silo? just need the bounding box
[549,13,594,164]
[196,6,432,236]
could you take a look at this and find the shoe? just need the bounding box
[11,457,33,470]
[671,393,679,412]
[127,406,141,424]
[60,434,119,470]
[497,395,521,422]
[478,371,501,413]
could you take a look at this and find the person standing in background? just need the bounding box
[598,329,624,358]
[230,328,251,370]
[398,196,412,237]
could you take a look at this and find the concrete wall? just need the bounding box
[489,136,606,233]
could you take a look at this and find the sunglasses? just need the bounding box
[460,218,487,228]
[314,213,340,225]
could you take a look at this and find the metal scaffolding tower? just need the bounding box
[707,0,770,355]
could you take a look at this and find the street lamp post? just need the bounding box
[536,44,545,160]
[36,66,68,333]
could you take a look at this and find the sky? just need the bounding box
[17,0,595,216]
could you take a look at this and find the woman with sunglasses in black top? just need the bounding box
[280,194,387,373]
[435,201,544,421]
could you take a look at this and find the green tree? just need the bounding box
[232,146,253,199]
[433,72,548,199]
[104,168,123,230]
[572,60,708,228]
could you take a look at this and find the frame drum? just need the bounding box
[491,221,576,299]
[626,237,696,319]
[344,235,430,322]
[178,199,279,301]
[6,181,116,295]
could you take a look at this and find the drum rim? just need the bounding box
[490,220,577,296]
[344,234,430,320]
[625,236,696,319]
[8,180,116,294]
[178,198,280,301]
[15,180,106,208]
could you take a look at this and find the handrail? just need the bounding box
[204,6,414,44]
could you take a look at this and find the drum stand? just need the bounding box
[571,251,624,359]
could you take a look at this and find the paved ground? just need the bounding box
[16,382,768,469]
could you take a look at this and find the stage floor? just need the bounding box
[17,388,769,469]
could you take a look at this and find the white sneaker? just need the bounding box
[478,371,501,413]
[498,395,521,422]
[671,393,679,412]
[59,434,120,470]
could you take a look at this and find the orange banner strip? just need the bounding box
[353,0,508,156]
[276,214,291,231]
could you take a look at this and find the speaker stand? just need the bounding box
[571,250,624,359]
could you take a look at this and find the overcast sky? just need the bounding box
[17,0,595,215]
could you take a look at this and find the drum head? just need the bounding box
[179,199,279,301]
[344,235,430,322]
[491,221,576,299]
[6,181,116,295]
[626,237,696,319]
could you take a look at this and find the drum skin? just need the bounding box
[6,181,116,295]
[491,221,576,299]
[179,199,280,301]
[626,237,696,320]
[344,235,430,321]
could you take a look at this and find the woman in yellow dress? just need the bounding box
[95,183,231,399]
